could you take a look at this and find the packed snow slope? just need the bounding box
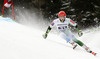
[0,17,100,59]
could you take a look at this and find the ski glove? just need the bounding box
[43,33,48,39]
[43,26,52,39]
[78,30,83,37]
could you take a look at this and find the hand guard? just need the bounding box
[43,33,48,39]
[78,30,83,37]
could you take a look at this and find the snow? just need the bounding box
[0,17,100,59]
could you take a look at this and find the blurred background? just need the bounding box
[0,0,100,29]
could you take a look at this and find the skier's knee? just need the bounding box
[66,38,71,42]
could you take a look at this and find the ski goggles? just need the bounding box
[59,16,66,20]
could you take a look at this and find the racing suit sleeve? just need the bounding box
[69,19,83,37]
[45,20,55,35]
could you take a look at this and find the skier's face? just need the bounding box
[59,16,65,22]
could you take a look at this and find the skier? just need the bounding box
[43,11,96,56]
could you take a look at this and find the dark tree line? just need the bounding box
[0,0,100,28]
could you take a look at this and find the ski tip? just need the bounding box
[92,52,97,56]
[94,53,97,56]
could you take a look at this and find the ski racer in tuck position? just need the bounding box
[43,11,96,56]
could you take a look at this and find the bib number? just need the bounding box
[58,26,67,30]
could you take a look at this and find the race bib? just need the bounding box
[58,26,67,30]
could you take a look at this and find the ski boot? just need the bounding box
[85,47,97,56]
